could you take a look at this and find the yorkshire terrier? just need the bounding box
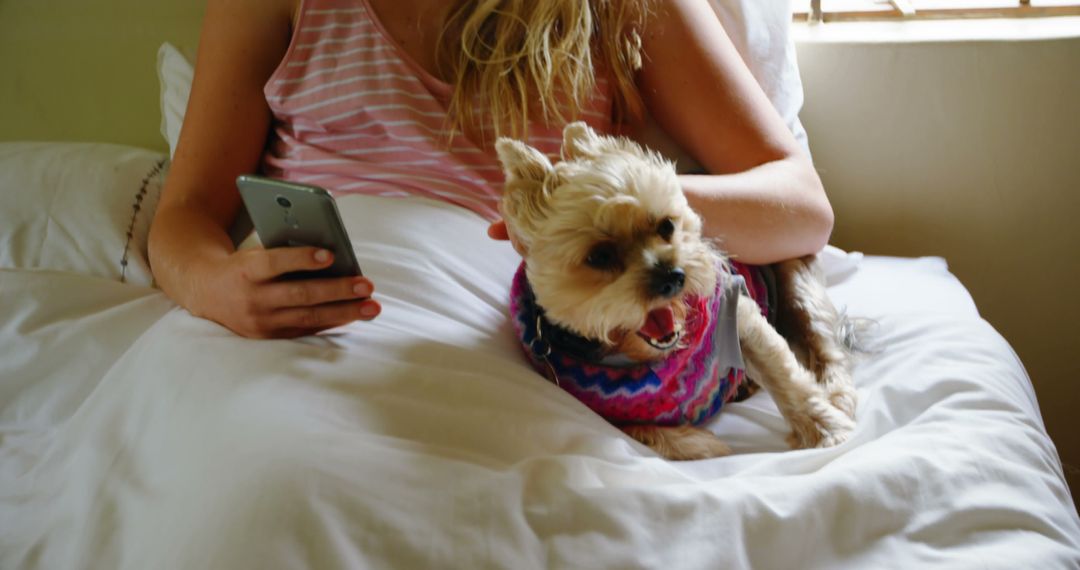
[497,122,856,460]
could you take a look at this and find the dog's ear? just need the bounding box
[561,121,604,161]
[496,138,553,185]
[496,138,555,252]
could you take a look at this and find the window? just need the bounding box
[794,0,1080,22]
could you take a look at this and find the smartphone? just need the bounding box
[236,175,362,280]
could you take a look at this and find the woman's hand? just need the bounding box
[486,219,526,256]
[186,245,381,339]
[148,0,379,340]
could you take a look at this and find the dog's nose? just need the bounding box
[649,267,685,299]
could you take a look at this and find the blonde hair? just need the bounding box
[437,0,648,143]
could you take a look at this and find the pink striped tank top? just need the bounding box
[262,0,615,221]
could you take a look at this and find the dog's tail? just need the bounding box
[837,312,880,356]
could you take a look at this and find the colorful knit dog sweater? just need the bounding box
[510,262,770,427]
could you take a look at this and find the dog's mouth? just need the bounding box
[636,306,683,351]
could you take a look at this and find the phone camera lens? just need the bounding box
[276,196,292,208]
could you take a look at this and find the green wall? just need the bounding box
[0,0,205,151]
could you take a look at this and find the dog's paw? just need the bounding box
[786,399,855,450]
[823,371,858,420]
[624,425,732,460]
[828,388,858,421]
[814,421,854,449]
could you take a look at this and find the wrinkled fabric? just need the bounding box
[2,195,1078,570]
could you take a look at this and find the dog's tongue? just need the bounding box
[640,306,676,341]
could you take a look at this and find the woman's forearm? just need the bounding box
[680,156,833,265]
[148,204,237,310]
[635,0,835,265]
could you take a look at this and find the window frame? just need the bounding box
[798,0,1080,22]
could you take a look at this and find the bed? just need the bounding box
[2,1,1078,568]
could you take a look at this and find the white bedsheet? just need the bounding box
[2,195,1078,569]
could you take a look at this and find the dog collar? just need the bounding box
[520,296,607,367]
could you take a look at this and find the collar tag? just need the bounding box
[530,315,559,385]
[529,337,551,359]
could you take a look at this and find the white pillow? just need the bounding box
[154,3,809,157]
[0,142,167,287]
[157,42,194,159]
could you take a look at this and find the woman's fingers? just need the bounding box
[261,299,381,332]
[258,276,374,309]
[488,219,527,256]
[226,247,382,337]
[241,246,335,282]
[487,220,510,240]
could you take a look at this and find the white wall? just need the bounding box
[794,20,1080,500]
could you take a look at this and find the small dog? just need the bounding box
[497,122,856,460]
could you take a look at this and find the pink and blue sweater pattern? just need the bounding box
[510,262,768,427]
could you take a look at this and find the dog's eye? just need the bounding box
[657,218,676,241]
[585,243,619,270]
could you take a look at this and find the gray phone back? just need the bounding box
[237,175,362,279]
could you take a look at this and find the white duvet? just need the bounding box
[2,195,1078,569]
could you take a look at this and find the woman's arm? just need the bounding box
[149,0,379,338]
[635,0,832,265]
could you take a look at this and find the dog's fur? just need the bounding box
[496,122,856,460]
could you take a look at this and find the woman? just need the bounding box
[148,0,831,339]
